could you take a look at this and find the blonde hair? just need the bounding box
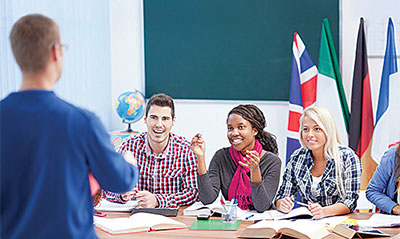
[299,106,346,198]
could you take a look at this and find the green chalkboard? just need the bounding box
[144,0,338,101]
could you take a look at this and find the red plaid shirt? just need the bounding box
[104,132,198,208]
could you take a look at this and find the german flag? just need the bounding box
[348,18,376,190]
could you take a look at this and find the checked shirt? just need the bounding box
[104,132,198,208]
[275,146,362,211]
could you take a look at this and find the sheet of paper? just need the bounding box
[357,214,400,227]
[95,198,138,212]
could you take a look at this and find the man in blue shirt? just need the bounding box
[0,14,139,239]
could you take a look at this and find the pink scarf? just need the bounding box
[228,139,262,210]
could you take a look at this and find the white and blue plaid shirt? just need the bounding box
[275,146,362,211]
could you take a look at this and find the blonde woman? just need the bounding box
[275,106,362,218]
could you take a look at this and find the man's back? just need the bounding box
[1,90,138,239]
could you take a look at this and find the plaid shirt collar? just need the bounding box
[303,149,335,181]
[144,134,172,159]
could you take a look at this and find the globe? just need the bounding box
[115,90,145,125]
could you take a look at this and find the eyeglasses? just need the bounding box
[54,42,69,51]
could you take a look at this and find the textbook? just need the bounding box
[93,212,187,235]
[268,206,313,220]
[94,198,138,212]
[131,207,178,217]
[332,224,390,238]
[183,200,247,219]
[239,220,330,239]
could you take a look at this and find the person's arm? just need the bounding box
[308,202,350,218]
[274,153,298,210]
[250,153,282,212]
[103,191,126,203]
[366,147,398,214]
[336,148,362,213]
[154,150,199,208]
[85,114,139,193]
[197,150,226,205]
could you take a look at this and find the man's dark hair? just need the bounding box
[145,93,175,118]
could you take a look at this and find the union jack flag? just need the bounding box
[286,33,318,163]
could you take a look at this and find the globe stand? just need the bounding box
[121,120,138,133]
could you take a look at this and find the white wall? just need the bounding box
[109,0,146,132]
[109,0,400,167]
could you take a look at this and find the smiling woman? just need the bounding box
[191,104,282,212]
[274,106,362,219]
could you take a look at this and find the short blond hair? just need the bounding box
[10,14,60,74]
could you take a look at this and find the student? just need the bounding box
[366,143,400,215]
[0,14,139,239]
[191,104,281,212]
[104,93,198,208]
[275,106,362,219]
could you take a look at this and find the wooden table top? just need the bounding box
[95,207,400,239]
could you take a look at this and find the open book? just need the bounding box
[94,212,187,235]
[239,220,330,239]
[333,224,390,238]
[183,200,247,219]
[94,198,138,212]
[268,206,313,220]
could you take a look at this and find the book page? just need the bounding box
[95,198,138,212]
[268,207,312,220]
[129,213,186,229]
[246,220,289,231]
[280,221,330,239]
[94,216,149,234]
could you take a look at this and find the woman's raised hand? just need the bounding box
[190,133,205,158]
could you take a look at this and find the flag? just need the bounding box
[316,18,349,145]
[371,18,400,163]
[286,33,318,163]
[348,18,375,190]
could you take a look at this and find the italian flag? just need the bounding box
[316,18,349,145]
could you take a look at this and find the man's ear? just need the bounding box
[51,44,62,61]
[172,117,176,126]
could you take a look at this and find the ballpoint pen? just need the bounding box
[294,200,309,207]
[245,214,254,220]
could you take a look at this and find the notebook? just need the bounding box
[268,207,313,220]
[94,198,138,212]
[189,219,241,231]
[94,212,187,235]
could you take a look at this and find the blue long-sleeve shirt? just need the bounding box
[366,145,399,214]
[1,90,139,239]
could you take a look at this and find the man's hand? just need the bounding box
[136,190,159,208]
[123,151,137,166]
[120,188,138,201]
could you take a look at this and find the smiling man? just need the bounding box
[104,93,198,208]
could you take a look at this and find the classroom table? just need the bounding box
[95,207,400,239]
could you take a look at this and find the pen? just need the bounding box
[220,198,228,213]
[228,198,237,221]
[245,214,254,220]
[294,200,309,207]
